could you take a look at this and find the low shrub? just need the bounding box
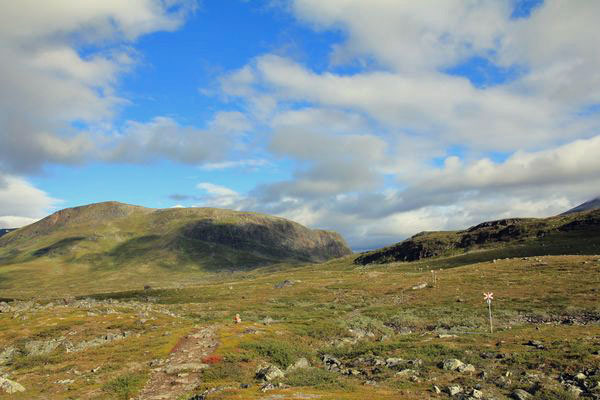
[102,373,145,400]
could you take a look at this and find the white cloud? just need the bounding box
[200,159,270,171]
[210,0,600,249]
[0,174,59,228]
[0,0,197,173]
[196,182,242,208]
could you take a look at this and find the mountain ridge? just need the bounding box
[0,201,351,271]
[355,207,600,265]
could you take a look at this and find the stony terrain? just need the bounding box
[1,254,599,399]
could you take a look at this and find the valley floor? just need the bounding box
[1,255,599,399]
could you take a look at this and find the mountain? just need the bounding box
[562,197,600,215]
[0,228,16,238]
[355,208,600,265]
[0,201,351,271]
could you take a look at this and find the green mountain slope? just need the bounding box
[0,202,351,295]
[355,208,600,265]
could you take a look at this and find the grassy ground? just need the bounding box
[1,254,599,399]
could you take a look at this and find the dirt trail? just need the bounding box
[137,326,218,400]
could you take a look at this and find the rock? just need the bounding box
[0,347,17,365]
[385,357,404,368]
[322,355,342,371]
[444,384,462,396]
[25,338,64,356]
[574,372,587,382]
[565,384,583,397]
[0,377,25,393]
[525,340,545,350]
[457,363,475,373]
[511,389,532,400]
[165,363,209,375]
[438,334,458,338]
[274,280,295,289]
[432,384,441,394]
[262,316,274,325]
[55,379,74,385]
[260,383,276,392]
[256,365,285,382]
[395,368,417,378]
[469,388,483,399]
[411,283,428,290]
[286,358,310,372]
[441,358,465,371]
[495,376,512,389]
[68,330,130,352]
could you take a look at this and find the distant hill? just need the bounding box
[562,197,600,215]
[355,208,600,265]
[0,201,351,271]
[0,228,16,238]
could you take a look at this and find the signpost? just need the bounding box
[484,292,494,333]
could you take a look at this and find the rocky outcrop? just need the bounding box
[355,209,600,264]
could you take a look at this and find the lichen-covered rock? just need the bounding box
[255,365,284,382]
[0,377,25,394]
[441,358,465,371]
[511,388,532,400]
[24,338,64,356]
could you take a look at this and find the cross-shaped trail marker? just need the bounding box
[484,292,494,333]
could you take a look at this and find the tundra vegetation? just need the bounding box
[0,204,599,399]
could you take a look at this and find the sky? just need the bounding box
[1,0,600,250]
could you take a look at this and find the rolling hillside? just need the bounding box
[355,207,600,265]
[0,202,351,296]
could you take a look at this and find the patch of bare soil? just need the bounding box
[137,326,218,400]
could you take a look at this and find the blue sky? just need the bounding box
[1,0,600,250]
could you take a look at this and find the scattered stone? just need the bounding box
[262,316,275,325]
[457,363,475,373]
[574,372,587,382]
[438,333,458,338]
[411,283,428,290]
[68,330,130,352]
[240,383,250,389]
[495,376,512,389]
[431,384,441,394]
[0,347,17,365]
[322,355,342,371]
[395,368,417,378]
[385,357,404,368]
[565,384,583,397]
[525,340,545,350]
[55,379,74,385]
[24,338,63,356]
[511,388,532,400]
[0,377,25,393]
[444,384,463,396]
[441,358,473,372]
[261,383,276,392]
[469,388,483,399]
[274,280,295,289]
[256,365,285,382]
